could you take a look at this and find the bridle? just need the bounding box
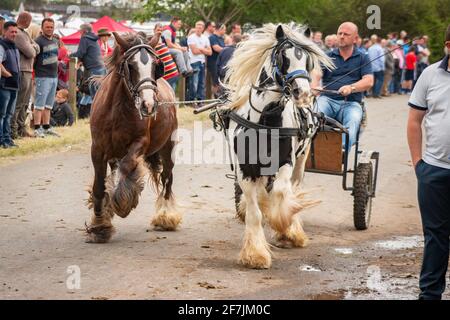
[117,43,159,116]
[249,38,313,114]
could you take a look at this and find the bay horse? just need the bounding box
[224,24,334,269]
[86,32,182,243]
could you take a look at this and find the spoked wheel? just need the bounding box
[353,162,374,230]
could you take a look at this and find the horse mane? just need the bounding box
[224,23,335,109]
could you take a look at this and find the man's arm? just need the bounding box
[407,108,426,168]
[338,74,374,96]
[212,44,223,54]
[70,38,86,59]
[15,32,38,59]
[0,64,12,77]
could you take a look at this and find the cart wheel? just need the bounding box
[234,181,245,222]
[353,162,373,230]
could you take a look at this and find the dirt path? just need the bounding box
[1,95,448,300]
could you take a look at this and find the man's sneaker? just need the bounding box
[6,141,19,148]
[34,128,45,138]
[44,127,60,137]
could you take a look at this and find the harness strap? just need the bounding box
[226,110,309,139]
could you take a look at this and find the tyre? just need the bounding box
[353,162,373,230]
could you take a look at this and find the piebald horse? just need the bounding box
[224,24,334,269]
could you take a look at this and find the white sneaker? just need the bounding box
[34,128,45,138]
[44,127,60,137]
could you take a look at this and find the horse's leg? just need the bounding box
[291,140,311,187]
[239,177,271,269]
[266,164,309,248]
[109,139,147,218]
[151,141,182,231]
[86,149,115,243]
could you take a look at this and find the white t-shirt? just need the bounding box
[187,33,210,64]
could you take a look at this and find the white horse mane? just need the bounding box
[224,23,335,109]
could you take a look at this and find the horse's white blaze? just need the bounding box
[133,51,155,108]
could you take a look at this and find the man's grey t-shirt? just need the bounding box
[34,35,58,78]
[409,55,450,169]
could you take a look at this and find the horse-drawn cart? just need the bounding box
[195,99,380,231]
[304,107,380,230]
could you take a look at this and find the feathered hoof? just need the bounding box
[151,212,182,231]
[239,240,272,269]
[274,229,309,249]
[85,223,115,243]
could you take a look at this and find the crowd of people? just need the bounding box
[312,29,431,97]
[0,12,435,150]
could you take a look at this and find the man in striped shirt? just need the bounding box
[153,24,179,90]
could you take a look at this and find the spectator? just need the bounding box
[0,21,20,148]
[312,31,326,51]
[33,18,59,138]
[162,17,194,78]
[324,34,337,52]
[0,16,5,37]
[50,89,73,127]
[54,34,70,90]
[230,23,242,36]
[381,40,394,96]
[368,35,385,98]
[217,33,242,98]
[361,38,372,54]
[217,33,242,82]
[187,21,212,108]
[12,11,39,139]
[407,24,450,300]
[70,23,106,97]
[208,23,226,96]
[312,22,373,150]
[153,24,180,91]
[391,40,405,94]
[204,21,216,38]
[97,28,113,58]
[402,46,416,94]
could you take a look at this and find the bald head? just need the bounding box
[17,11,32,29]
[339,22,358,35]
[336,22,359,49]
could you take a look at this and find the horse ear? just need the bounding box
[276,25,285,41]
[304,27,311,38]
[113,32,129,51]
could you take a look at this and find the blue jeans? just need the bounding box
[166,76,179,92]
[416,160,450,300]
[88,67,106,98]
[372,71,384,97]
[0,88,18,145]
[35,77,58,109]
[316,95,363,149]
[188,62,206,102]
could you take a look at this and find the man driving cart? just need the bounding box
[312,22,374,151]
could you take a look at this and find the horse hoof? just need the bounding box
[273,238,295,249]
[85,224,115,243]
[239,248,272,269]
[151,212,182,231]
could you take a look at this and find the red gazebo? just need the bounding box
[61,16,135,45]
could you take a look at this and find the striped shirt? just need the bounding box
[155,42,179,81]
